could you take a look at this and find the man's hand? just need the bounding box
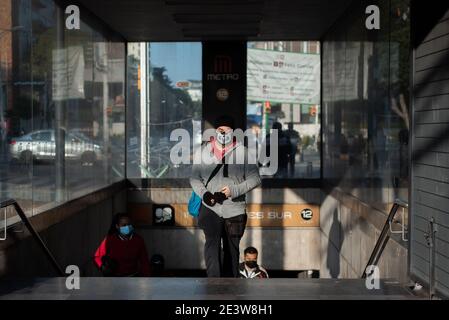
[213,192,227,204]
[203,192,216,206]
[221,186,231,198]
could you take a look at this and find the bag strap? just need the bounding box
[205,163,223,188]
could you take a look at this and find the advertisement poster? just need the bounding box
[247,48,320,104]
[52,46,85,101]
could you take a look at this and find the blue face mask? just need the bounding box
[119,225,134,236]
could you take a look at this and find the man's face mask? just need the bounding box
[119,224,134,236]
[216,130,233,145]
[245,260,258,269]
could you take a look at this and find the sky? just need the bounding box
[149,42,202,85]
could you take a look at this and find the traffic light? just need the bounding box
[309,105,317,117]
[264,101,271,113]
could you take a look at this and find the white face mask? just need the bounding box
[216,130,233,145]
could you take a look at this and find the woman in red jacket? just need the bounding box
[94,213,151,277]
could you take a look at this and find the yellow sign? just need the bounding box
[246,204,319,227]
[128,203,319,228]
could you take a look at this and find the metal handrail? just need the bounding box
[0,199,65,276]
[0,207,6,241]
[361,199,408,279]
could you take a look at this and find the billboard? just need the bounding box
[52,46,85,101]
[247,48,320,104]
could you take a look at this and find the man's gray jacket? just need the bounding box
[190,141,261,219]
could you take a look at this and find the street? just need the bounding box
[0,153,124,217]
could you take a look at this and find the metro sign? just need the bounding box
[207,55,239,81]
[214,55,232,73]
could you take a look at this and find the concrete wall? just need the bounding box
[0,184,127,277]
[1,182,321,277]
[0,182,410,280]
[129,187,322,271]
[320,188,408,283]
[140,227,320,271]
[130,185,410,281]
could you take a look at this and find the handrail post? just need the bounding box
[361,199,408,278]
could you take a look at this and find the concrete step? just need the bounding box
[0,277,423,300]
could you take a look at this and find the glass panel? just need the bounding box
[389,0,410,204]
[1,0,125,225]
[126,42,202,178]
[322,0,410,212]
[247,41,321,179]
[64,10,96,201]
[1,0,34,220]
[108,41,126,182]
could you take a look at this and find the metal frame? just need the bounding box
[319,39,324,181]
[0,208,6,241]
[124,38,324,188]
[124,41,128,180]
[388,205,408,242]
[127,177,323,189]
[407,0,416,293]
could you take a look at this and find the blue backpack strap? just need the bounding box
[188,163,223,217]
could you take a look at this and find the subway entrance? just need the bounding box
[1,0,448,301]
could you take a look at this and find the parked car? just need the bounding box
[9,129,103,164]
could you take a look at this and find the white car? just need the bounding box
[9,129,103,164]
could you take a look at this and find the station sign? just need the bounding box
[128,203,319,228]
